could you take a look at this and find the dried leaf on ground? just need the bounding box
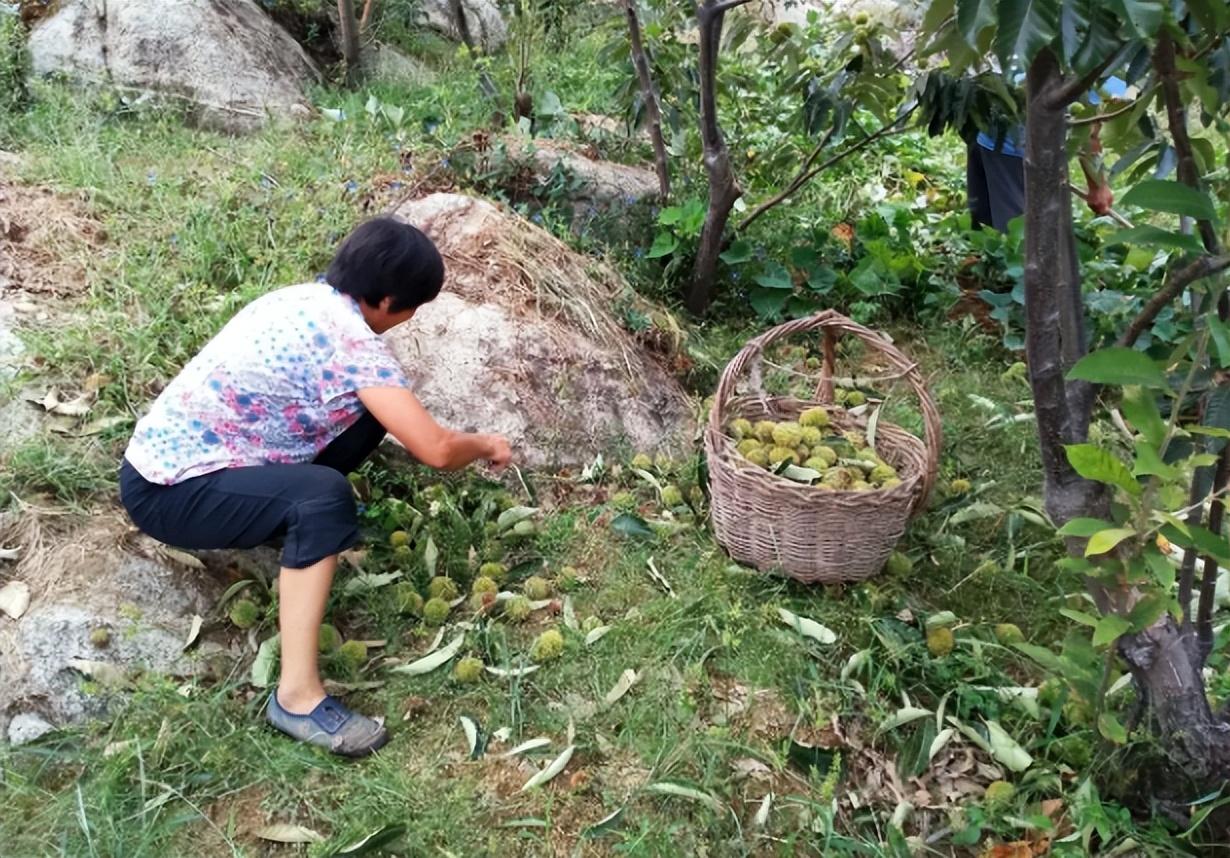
[0,580,31,618]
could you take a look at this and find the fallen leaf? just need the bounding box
[334,824,407,855]
[158,547,204,570]
[645,782,723,813]
[250,634,280,688]
[521,745,574,791]
[603,668,639,705]
[182,614,204,650]
[0,580,31,618]
[66,658,127,687]
[777,608,837,644]
[502,737,551,758]
[391,634,464,675]
[484,664,539,678]
[584,625,613,646]
[253,823,324,844]
[984,720,1033,772]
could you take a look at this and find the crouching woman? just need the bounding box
[119,218,511,757]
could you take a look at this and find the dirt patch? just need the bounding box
[0,178,105,297]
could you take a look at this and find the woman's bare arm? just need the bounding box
[358,387,511,471]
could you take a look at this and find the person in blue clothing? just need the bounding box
[964,76,1128,233]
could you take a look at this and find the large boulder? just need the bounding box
[27,0,321,132]
[513,138,661,210]
[0,513,237,741]
[385,194,694,468]
[419,0,507,51]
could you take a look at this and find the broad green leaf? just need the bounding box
[984,719,1033,772]
[1120,387,1166,448]
[1066,348,1167,388]
[1127,593,1168,631]
[645,782,724,813]
[957,0,996,47]
[251,634,280,688]
[949,502,1005,524]
[1120,181,1218,222]
[719,239,753,265]
[1056,517,1113,537]
[1106,226,1204,255]
[1065,444,1142,496]
[1210,317,1230,369]
[1093,614,1132,647]
[1108,0,1163,37]
[754,263,793,290]
[994,0,1061,67]
[749,288,789,319]
[1014,642,1065,672]
[335,824,408,855]
[657,206,683,225]
[1098,711,1129,744]
[645,232,678,259]
[1145,549,1176,589]
[1131,441,1177,480]
[1058,608,1099,628]
[611,513,655,539]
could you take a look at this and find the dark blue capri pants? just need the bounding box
[120,412,386,569]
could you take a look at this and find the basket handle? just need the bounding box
[708,310,942,512]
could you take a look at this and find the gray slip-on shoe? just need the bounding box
[266,691,389,758]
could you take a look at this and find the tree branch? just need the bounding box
[712,0,755,12]
[1067,82,1157,127]
[623,0,671,197]
[735,108,916,234]
[359,0,375,31]
[1156,30,1221,255]
[1049,51,1120,109]
[1198,446,1230,663]
[1118,254,1230,347]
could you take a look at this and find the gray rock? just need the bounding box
[0,537,233,736]
[7,712,55,746]
[385,194,694,468]
[27,0,321,133]
[418,0,507,51]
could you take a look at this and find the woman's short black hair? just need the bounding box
[327,217,445,312]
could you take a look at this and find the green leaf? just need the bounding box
[646,232,678,259]
[754,262,793,290]
[719,239,753,265]
[1093,614,1132,647]
[1210,317,1230,369]
[1058,608,1099,627]
[1127,593,1168,632]
[1120,181,1218,222]
[994,0,1061,68]
[1132,441,1177,480]
[1065,444,1142,496]
[1097,711,1129,744]
[657,206,683,226]
[749,288,789,320]
[611,513,655,539]
[1014,642,1064,672]
[251,633,280,688]
[1106,226,1205,255]
[957,0,996,46]
[1086,527,1135,557]
[1066,348,1167,388]
[1120,387,1166,448]
[1145,550,1176,589]
[1057,517,1114,537]
[1108,0,1163,36]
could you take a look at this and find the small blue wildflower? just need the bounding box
[634,248,643,258]
[531,212,543,223]
[170,233,179,248]
[389,181,404,191]
[315,273,327,283]
[260,176,273,190]
[146,170,157,186]
[344,180,359,194]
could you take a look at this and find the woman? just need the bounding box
[119,217,511,757]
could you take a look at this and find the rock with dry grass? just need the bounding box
[0,512,234,742]
[384,193,694,468]
[418,0,507,51]
[27,0,320,133]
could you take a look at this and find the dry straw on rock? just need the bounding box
[705,311,940,583]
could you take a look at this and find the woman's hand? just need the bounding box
[483,434,512,470]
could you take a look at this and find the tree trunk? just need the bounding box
[623,0,670,198]
[1024,48,1230,794]
[686,0,751,316]
[1022,49,1105,528]
[336,0,361,84]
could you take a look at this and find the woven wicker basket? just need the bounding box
[705,311,940,583]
